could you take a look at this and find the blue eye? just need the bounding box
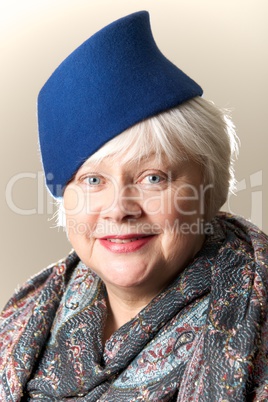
[147,175,161,184]
[86,176,101,185]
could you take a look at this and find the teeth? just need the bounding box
[107,238,140,244]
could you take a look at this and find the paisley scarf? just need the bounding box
[0,213,268,401]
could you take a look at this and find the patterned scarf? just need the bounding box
[0,213,268,401]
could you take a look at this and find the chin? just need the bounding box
[98,260,151,287]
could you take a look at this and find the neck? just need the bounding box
[103,285,155,343]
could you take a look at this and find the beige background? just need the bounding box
[1,0,267,309]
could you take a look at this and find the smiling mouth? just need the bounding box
[99,234,155,253]
[106,237,145,244]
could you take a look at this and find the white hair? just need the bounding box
[57,96,239,225]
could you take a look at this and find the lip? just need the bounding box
[98,234,155,253]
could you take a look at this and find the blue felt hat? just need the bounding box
[38,11,203,198]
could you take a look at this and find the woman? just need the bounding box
[0,11,267,401]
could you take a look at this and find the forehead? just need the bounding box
[77,151,170,172]
[74,153,199,183]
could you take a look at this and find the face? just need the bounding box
[63,154,206,300]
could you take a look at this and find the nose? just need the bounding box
[100,183,142,222]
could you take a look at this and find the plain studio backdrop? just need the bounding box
[0,0,267,309]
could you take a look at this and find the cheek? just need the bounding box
[160,225,201,267]
[172,186,204,221]
[141,185,203,221]
[65,213,97,266]
[142,189,178,217]
[64,193,96,240]
[64,183,107,216]
[65,214,92,240]
[63,185,86,216]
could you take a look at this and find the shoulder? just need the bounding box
[0,251,80,398]
[212,212,268,281]
[1,250,80,320]
[0,251,80,351]
[214,212,268,253]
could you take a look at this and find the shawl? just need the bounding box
[0,213,268,401]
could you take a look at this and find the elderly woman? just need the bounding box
[0,11,267,402]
